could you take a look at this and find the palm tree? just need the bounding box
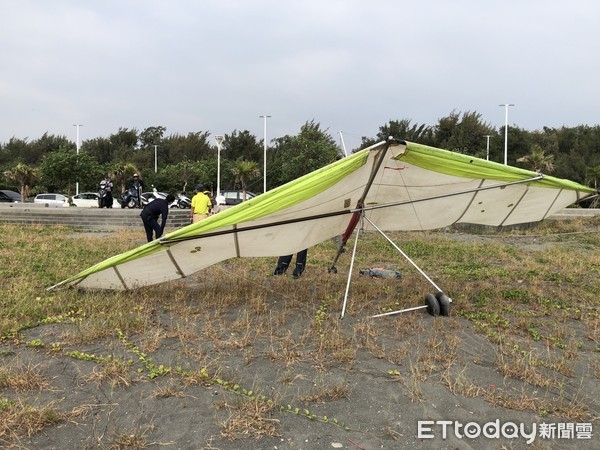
[112,162,139,193]
[231,159,260,201]
[516,144,555,173]
[584,165,600,189]
[4,163,39,202]
[584,165,600,208]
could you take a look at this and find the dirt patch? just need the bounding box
[1,222,599,449]
[3,299,598,448]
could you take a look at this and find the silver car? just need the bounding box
[34,193,68,207]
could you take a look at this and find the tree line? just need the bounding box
[1,111,599,203]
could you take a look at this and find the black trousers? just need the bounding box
[275,249,308,276]
[141,211,162,242]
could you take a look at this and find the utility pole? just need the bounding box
[215,135,224,197]
[73,124,83,195]
[484,135,492,161]
[259,115,271,193]
[499,104,514,165]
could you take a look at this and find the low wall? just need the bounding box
[0,203,190,231]
[0,203,597,232]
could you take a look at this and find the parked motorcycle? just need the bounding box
[98,180,114,208]
[174,192,191,209]
[120,185,142,209]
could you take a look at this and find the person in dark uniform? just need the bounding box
[99,174,114,208]
[273,249,308,279]
[122,173,145,208]
[140,194,175,242]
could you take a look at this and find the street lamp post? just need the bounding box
[215,135,224,197]
[499,104,514,165]
[73,124,83,195]
[484,135,492,161]
[154,145,158,173]
[259,115,271,193]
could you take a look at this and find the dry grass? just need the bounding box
[84,357,135,387]
[1,217,599,446]
[496,346,555,388]
[109,434,149,450]
[216,397,280,440]
[0,399,61,443]
[0,362,50,391]
[441,366,483,397]
[153,383,187,399]
[0,398,86,445]
[267,331,306,365]
[297,381,350,403]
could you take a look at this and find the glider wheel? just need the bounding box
[328,266,338,274]
[424,293,440,317]
[436,292,451,317]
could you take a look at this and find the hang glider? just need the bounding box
[49,139,597,295]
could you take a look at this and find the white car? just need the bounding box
[220,190,256,205]
[64,192,100,207]
[34,193,68,207]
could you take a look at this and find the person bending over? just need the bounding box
[140,194,175,242]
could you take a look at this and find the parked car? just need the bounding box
[34,193,68,207]
[220,190,256,206]
[64,192,100,208]
[0,189,22,203]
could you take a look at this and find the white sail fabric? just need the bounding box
[50,140,596,290]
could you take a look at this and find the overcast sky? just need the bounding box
[1,0,599,149]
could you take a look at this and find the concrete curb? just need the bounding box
[0,203,191,230]
[0,203,597,231]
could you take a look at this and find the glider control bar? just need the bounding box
[339,215,452,319]
[364,216,443,292]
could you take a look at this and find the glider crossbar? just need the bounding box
[161,174,544,246]
[372,304,428,318]
[371,297,454,319]
[161,209,353,244]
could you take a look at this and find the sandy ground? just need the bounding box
[1,229,599,450]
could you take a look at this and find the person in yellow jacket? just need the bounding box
[190,184,212,223]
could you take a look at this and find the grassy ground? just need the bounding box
[0,218,599,449]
